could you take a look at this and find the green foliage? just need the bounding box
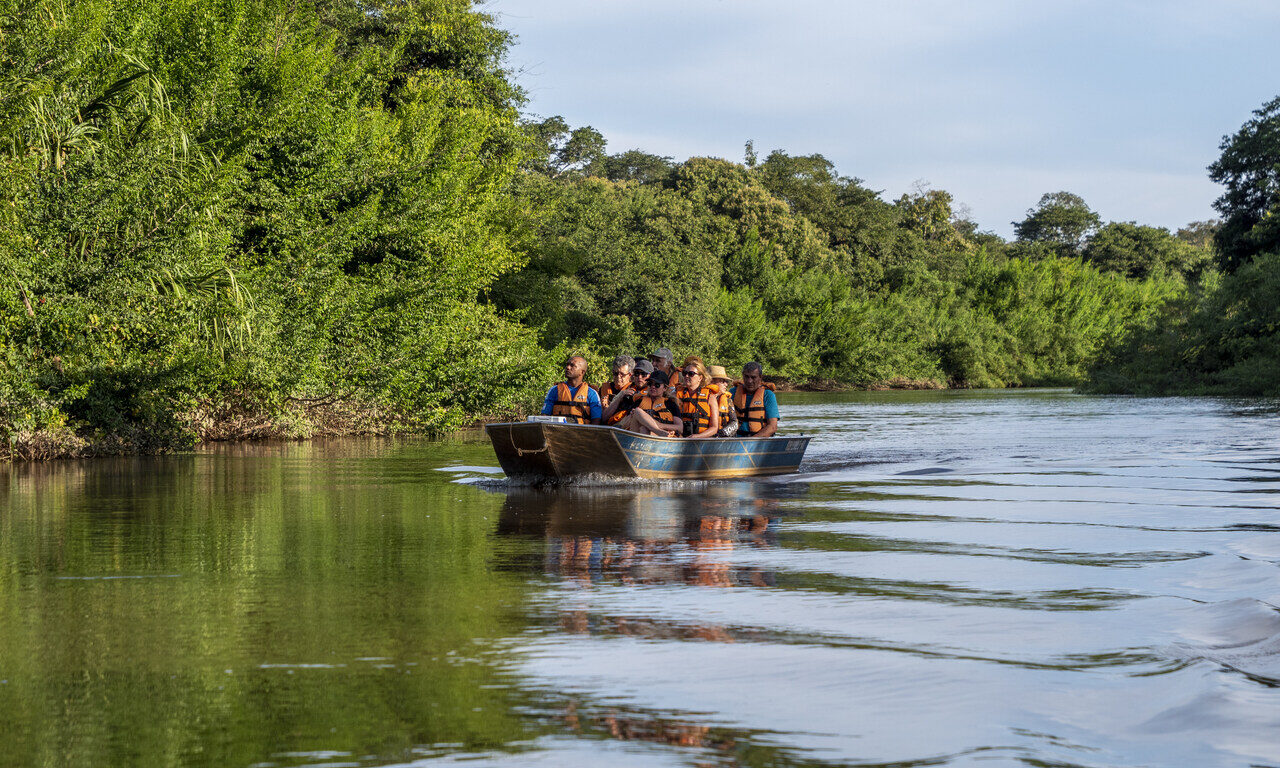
[1087,254,1280,396]
[1083,222,1210,279]
[587,149,675,185]
[1177,219,1220,251]
[1013,191,1101,257]
[520,115,606,178]
[0,0,549,454]
[1086,94,1280,397]
[0,3,1205,456]
[499,125,1181,390]
[1209,95,1280,272]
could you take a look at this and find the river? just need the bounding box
[3,389,1280,767]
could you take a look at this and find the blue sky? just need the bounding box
[490,0,1280,237]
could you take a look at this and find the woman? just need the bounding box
[676,357,720,439]
[707,365,738,437]
[623,370,682,437]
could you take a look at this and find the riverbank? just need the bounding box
[0,375,974,462]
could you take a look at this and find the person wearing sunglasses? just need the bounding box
[597,355,637,426]
[675,357,720,439]
[602,359,654,426]
[622,370,682,437]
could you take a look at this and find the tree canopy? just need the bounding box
[1013,192,1101,257]
[1209,95,1280,272]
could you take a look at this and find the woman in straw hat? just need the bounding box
[707,365,738,437]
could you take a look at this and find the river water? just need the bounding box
[3,390,1280,767]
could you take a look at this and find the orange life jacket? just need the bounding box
[677,386,716,435]
[638,393,678,426]
[598,381,637,425]
[732,382,774,435]
[709,383,732,422]
[551,382,593,424]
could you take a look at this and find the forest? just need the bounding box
[1,0,1276,460]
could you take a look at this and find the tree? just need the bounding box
[1208,95,1280,271]
[1176,220,1220,251]
[754,150,922,279]
[1083,222,1208,279]
[895,187,970,251]
[1013,192,1101,257]
[521,115,606,178]
[587,150,674,185]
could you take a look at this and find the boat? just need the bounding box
[484,418,811,480]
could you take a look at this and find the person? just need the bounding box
[541,354,601,424]
[648,348,680,395]
[676,357,720,439]
[707,365,738,437]
[621,370,682,437]
[732,361,779,437]
[601,359,653,425]
[597,355,637,425]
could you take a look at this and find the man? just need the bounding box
[541,355,602,424]
[731,361,779,437]
[598,355,637,426]
[648,348,680,395]
[620,370,682,437]
[601,359,653,425]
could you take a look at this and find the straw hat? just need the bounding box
[707,365,730,381]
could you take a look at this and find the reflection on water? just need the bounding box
[4,391,1280,767]
[500,485,783,590]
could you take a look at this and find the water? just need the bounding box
[3,389,1280,767]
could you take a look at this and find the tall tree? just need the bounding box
[1013,192,1101,257]
[1208,95,1280,272]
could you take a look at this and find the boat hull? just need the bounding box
[484,422,810,480]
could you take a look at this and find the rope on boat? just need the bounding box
[510,430,548,457]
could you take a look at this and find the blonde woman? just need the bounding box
[675,356,720,439]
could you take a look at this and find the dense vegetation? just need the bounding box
[1086,97,1280,396]
[0,0,558,458]
[0,0,1235,460]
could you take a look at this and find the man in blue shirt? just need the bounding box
[731,361,779,437]
[541,355,602,424]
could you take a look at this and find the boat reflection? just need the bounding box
[497,482,794,589]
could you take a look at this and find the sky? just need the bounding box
[489,0,1280,237]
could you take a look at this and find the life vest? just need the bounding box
[598,381,636,425]
[732,382,775,435]
[709,384,732,423]
[638,393,677,427]
[551,382,593,424]
[677,386,716,435]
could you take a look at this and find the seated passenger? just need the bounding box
[601,359,653,425]
[541,354,601,424]
[676,357,720,439]
[620,370,682,437]
[648,347,681,395]
[598,355,637,425]
[707,365,738,437]
[731,361,779,437]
